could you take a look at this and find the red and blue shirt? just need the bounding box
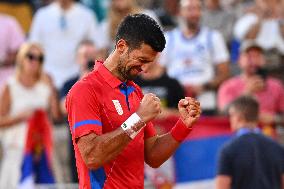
[66,61,156,189]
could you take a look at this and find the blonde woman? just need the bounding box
[0,42,60,188]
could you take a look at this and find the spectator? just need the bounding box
[0,42,60,188]
[99,0,160,56]
[216,96,284,189]
[220,0,254,18]
[201,0,236,45]
[234,0,284,82]
[218,41,284,137]
[135,60,185,119]
[0,0,33,34]
[29,0,100,89]
[159,0,230,114]
[154,0,180,31]
[60,39,97,115]
[0,13,25,92]
[59,40,97,183]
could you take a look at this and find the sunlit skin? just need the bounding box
[21,47,43,78]
[112,0,134,12]
[180,0,202,31]
[76,44,97,71]
[239,48,265,76]
[105,39,158,81]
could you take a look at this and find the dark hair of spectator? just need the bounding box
[76,39,95,52]
[115,14,166,52]
[230,96,259,122]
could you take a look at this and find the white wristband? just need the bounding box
[121,113,145,139]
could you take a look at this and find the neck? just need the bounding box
[18,73,38,87]
[241,72,255,79]
[237,121,258,131]
[104,53,126,82]
[59,0,73,11]
[183,26,199,38]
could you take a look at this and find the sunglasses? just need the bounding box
[26,53,44,63]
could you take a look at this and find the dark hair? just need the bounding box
[115,14,166,52]
[230,96,259,122]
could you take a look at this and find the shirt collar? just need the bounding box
[95,60,132,89]
[236,127,261,137]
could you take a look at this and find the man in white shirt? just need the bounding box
[29,0,100,89]
[159,0,230,113]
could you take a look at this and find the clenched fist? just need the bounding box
[178,97,201,127]
[136,93,161,123]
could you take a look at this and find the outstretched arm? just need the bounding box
[144,97,201,168]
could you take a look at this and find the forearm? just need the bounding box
[0,115,24,128]
[245,22,261,39]
[145,133,179,168]
[145,119,192,168]
[49,88,62,122]
[82,128,132,169]
[78,113,146,170]
[207,63,230,90]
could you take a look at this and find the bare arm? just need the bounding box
[144,133,179,168]
[77,127,133,170]
[77,93,161,170]
[215,175,232,189]
[208,62,230,90]
[42,73,62,122]
[244,22,261,39]
[0,85,32,128]
[144,97,201,168]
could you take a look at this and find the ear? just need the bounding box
[115,39,129,55]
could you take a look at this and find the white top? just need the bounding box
[0,77,51,188]
[159,27,229,86]
[1,76,51,150]
[234,13,284,53]
[29,2,100,89]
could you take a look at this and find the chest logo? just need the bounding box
[112,100,123,115]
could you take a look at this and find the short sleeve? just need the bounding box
[144,121,156,139]
[217,145,233,176]
[66,82,102,140]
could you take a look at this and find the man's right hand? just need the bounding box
[244,75,265,94]
[136,93,161,123]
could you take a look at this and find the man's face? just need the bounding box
[228,107,241,132]
[77,44,97,69]
[180,0,202,29]
[239,48,265,75]
[117,43,158,80]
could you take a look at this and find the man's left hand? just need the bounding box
[178,97,201,127]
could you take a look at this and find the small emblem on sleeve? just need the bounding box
[112,100,123,115]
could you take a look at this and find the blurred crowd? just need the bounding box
[0,0,284,188]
